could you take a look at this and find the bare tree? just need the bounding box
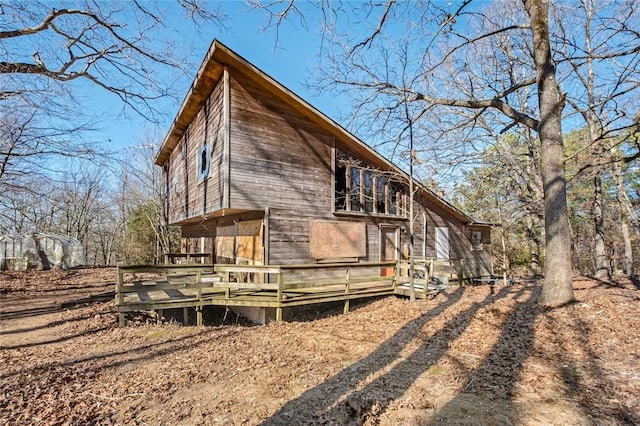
[0,1,222,250]
[254,0,639,303]
[553,0,640,278]
[115,141,180,265]
[1,1,223,120]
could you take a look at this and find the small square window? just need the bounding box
[197,144,210,181]
[471,230,482,251]
[173,175,180,193]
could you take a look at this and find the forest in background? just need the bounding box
[452,126,639,277]
[0,0,638,280]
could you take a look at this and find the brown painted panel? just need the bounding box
[214,220,264,264]
[309,220,366,260]
[380,227,397,276]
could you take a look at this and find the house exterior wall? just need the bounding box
[160,67,491,277]
[229,75,335,264]
[164,78,225,224]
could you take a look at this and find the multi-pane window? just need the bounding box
[335,162,347,210]
[335,151,406,217]
[375,177,386,213]
[363,170,374,212]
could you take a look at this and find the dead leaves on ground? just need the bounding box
[1,270,639,425]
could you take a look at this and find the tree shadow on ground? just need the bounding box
[2,325,245,382]
[0,291,114,320]
[261,285,518,425]
[0,311,102,335]
[427,285,540,424]
[627,275,639,290]
[543,307,640,424]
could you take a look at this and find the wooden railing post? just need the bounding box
[429,259,434,283]
[224,270,231,299]
[343,268,351,314]
[275,270,283,322]
[392,262,398,289]
[117,266,126,327]
[422,260,427,300]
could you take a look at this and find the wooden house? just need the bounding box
[154,40,492,282]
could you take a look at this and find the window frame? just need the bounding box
[196,143,211,183]
[333,149,407,219]
[471,230,483,251]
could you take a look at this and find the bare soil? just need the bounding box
[1,268,639,425]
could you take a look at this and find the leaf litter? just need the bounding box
[1,269,638,425]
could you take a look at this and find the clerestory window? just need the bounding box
[334,151,406,217]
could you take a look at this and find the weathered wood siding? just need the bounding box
[229,75,336,264]
[163,79,225,224]
[161,67,490,276]
[411,197,492,276]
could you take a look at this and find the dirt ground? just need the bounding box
[1,268,639,425]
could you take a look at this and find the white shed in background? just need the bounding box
[0,233,85,271]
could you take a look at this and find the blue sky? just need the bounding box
[97,1,344,152]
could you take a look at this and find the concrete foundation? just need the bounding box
[230,306,268,324]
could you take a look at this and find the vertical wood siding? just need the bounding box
[164,79,225,223]
[229,76,336,264]
[161,68,489,273]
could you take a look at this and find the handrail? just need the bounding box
[116,261,402,326]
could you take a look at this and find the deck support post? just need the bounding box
[183,307,189,325]
[157,309,163,325]
[118,312,126,328]
[196,305,203,326]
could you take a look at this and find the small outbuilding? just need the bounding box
[0,233,85,271]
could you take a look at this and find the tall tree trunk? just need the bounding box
[612,151,635,276]
[621,217,633,277]
[526,214,542,275]
[581,0,610,279]
[592,169,609,278]
[524,0,575,305]
[408,120,416,301]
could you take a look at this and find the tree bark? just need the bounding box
[523,0,575,305]
[612,150,635,276]
[592,169,609,278]
[526,214,542,275]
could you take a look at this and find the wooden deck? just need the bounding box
[116,262,407,326]
[115,259,467,326]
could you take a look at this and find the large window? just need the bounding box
[334,151,406,217]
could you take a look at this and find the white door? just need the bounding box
[435,227,450,260]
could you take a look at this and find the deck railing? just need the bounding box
[116,261,399,326]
